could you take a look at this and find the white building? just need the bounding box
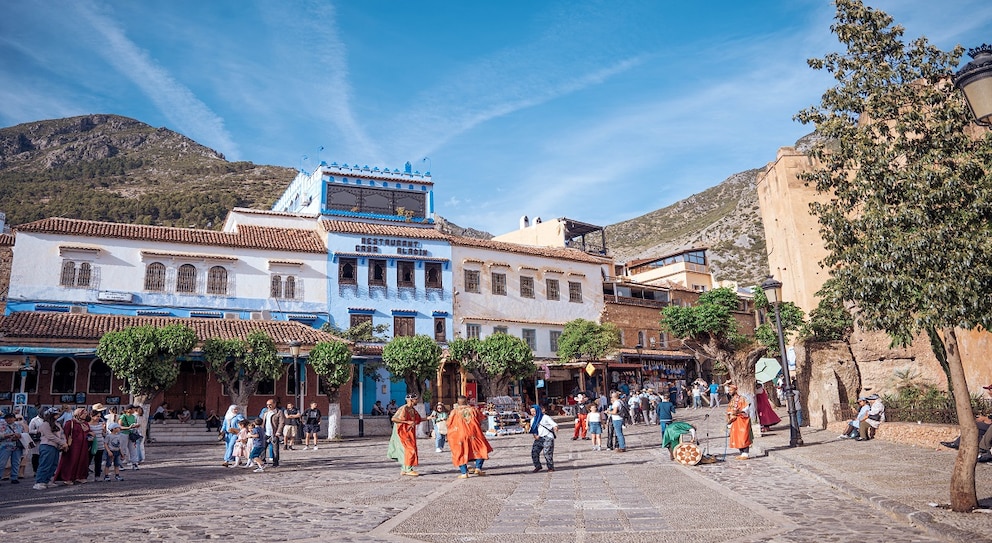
[450,236,610,360]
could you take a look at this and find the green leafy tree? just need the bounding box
[382,335,442,399]
[661,287,803,398]
[556,319,621,363]
[795,0,991,511]
[322,320,390,343]
[308,340,353,439]
[800,279,854,342]
[202,331,283,408]
[97,324,197,406]
[449,334,536,401]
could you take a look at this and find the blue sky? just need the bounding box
[2,1,991,234]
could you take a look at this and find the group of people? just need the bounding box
[387,393,498,477]
[0,403,148,491]
[839,394,886,441]
[220,400,324,471]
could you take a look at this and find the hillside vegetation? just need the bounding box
[605,168,768,286]
[0,114,293,228]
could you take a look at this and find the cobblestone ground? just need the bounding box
[0,411,985,543]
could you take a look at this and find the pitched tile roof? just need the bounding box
[448,235,612,264]
[0,233,15,247]
[0,312,344,347]
[16,217,326,254]
[320,219,449,240]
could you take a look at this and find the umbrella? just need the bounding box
[755,357,782,384]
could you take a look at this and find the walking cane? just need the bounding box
[722,420,730,461]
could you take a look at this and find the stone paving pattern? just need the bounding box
[0,409,989,542]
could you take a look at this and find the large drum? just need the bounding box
[673,442,702,465]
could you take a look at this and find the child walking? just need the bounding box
[103,423,127,481]
[232,419,250,468]
[249,419,266,473]
[587,403,603,451]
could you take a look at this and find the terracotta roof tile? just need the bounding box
[0,233,16,246]
[448,236,612,264]
[320,219,448,240]
[0,312,345,347]
[16,217,326,254]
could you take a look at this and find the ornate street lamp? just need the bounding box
[289,340,303,427]
[761,276,803,447]
[954,44,992,126]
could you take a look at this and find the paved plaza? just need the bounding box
[1,410,990,543]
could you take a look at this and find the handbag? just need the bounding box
[128,430,143,443]
[435,420,448,435]
[868,414,882,422]
[89,436,99,455]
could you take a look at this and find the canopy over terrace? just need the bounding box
[0,311,347,413]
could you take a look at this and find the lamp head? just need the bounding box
[954,44,992,127]
[760,276,783,305]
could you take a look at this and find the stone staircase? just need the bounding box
[144,419,223,445]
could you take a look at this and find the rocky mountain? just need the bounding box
[0,114,787,285]
[605,168,769,287]
[0,114,294,228]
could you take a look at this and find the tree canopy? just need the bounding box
[308,340,354,400]
[795,0,992,511]
[382,335,442,399]
[96,324,197,402]
[449,334,536,401]
[661,287,803,396]
[202,331,283,407]
[556,319,621,363]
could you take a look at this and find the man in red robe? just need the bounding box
[726,382,753,460]
[387,394,423,476]
[447,394,493,478]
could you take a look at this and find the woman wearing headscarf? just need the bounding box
[754,382,781,434]
[54,407,92,484]
[726,382,754,459]
[221,405,244,467]
[529,404,558,472]
[387,393,423,476]
[33,409,68,490]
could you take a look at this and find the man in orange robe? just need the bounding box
[726,382,753,460]
[387,393,423,476]
[447,395,493,478]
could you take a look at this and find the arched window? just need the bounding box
[177,264,197,293]
[88,359,113,393]
[284,276,296,299]
[270,275,283,298]
[77,262,92,287]
[60,260,76,286]
[52,357,77,394]
[144,262,166,291]
[207,266,228,295]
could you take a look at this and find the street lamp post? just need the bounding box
[953,44,992,126]
[289,340,303,425]
[761,276,803,447]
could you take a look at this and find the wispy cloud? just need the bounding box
[256,2,380,163]
[74,1,239,158]
[387,5,647,162]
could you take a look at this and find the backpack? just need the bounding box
[614,400,631,422]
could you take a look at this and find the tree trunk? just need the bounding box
[325,386,342,440]
[942,327,978,512]
[326,402,341,440]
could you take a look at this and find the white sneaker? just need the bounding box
[33,483,46,490]
[253,467,265,473]
[302,446,308,450]
[312,446,318,450]
[435,448,443,453]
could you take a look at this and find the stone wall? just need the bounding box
[826,421,959,449]
[796,340,859,429]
